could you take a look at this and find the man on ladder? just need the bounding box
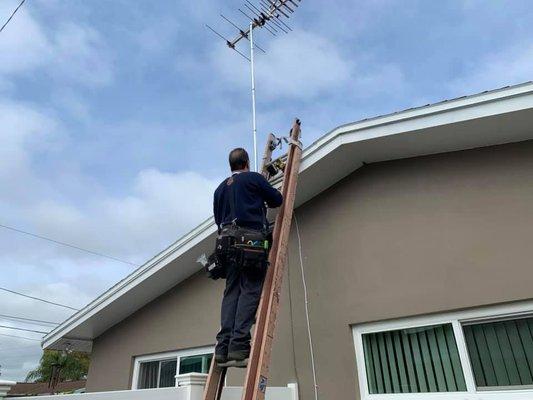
[211,147,283,368]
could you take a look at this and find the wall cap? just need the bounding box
[175,373,208,387]
[0,380,16,398]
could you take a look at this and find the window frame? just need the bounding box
[352,300,533,400]
[131,345,214,390]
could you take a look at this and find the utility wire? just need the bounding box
[0,314,59,326]
[0,0,26,33]
[0,333,42,342]
[0,324,49,335]
[0,223,139,266]
[0,286,80,311]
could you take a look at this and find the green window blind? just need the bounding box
[463,317,533,388]
[362,324,466,394]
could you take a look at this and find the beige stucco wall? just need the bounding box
[87,140,533,399]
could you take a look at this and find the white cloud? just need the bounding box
[0,101,59,204]
[50,89,91,120]
[213,30,352,99]
[0,98,220,381]
[0,1,113,88]
[51,23,114,87]
[210,29,405,101]
[0,97,219,264]
[27,169,219,259]
[0,103,51,171]
[449,44,533,95]
[137,17,181,55]
[0,339,42,382]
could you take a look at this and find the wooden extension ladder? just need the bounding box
[203,118,303,400]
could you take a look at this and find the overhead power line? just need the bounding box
[0,324,49,335]
[0,286,80,311]
[0,0,26,34]
[0,333,42,342]
[0,223,139,266]
[0,314,59,326]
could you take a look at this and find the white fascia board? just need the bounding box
[42,82,533,350]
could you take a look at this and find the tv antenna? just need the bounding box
[206,0,302,172]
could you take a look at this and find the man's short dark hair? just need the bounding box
[229,148,249,171]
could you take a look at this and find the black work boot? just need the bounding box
[228,349,250,368]
[215,352,228,366]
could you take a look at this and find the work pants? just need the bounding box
[216,260,266,355]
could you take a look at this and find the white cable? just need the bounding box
[294,213,319,400]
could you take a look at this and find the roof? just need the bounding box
[43,81,533,352]
[7,380,86,397]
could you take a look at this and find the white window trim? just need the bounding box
[352,299,533,400]
[131,345,214,390]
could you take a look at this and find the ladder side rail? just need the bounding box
[242,120,302,400]
[248,123,302,400]
[203,356,227,400]
[253,141,302,398]
[241,121,300,397]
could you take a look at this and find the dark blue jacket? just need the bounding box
[213,171,283,231]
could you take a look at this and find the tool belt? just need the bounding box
[206,225,269,280]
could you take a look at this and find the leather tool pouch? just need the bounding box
[209,226,268,279]
[233,227,269,272]
[208,231,235,280]
[205,251,224,280]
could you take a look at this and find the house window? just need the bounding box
[138,359,177,389]
[133,346,214,390]
[362,323,466,394]
[463,317,533,389]
[179,354,213,374]
[353,301,533,399]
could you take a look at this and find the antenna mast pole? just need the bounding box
[250,21,258,171]
[206,0,301,173]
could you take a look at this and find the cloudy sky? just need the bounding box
[0,0,532,382]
